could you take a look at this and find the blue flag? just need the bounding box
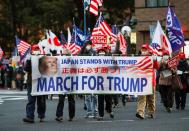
[60,31,67,45]
[166,6,185,52]
[112,25,119,35]
[72,25,90,46]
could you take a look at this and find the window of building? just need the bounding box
[146,0,168,7]
[158,0,168,6]
[146,0,157,7]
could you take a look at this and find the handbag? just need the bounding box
[171,74,184,90]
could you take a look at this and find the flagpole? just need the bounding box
[83,0,87,42]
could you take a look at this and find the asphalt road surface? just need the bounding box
[0,89,189,131]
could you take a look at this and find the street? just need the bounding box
[0,89,189,131]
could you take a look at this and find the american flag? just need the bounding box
[0,47,3,60]
[112,25,127,55]
[89,0,103,16]
[15,36,31,57]
[62,43,81,55]
[125,56,153,75]
[117,32,127,55]
[91,15,117,44]
[62,26,82,55]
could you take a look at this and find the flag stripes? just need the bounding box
[16,37,31,57]
[89,0,103,16]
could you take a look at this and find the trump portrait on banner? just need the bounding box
[38,56,58,76]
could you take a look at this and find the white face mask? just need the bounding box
[86,45,91,51]
[32,51,40,55]
[99,52,106,55]
[141,51,148,55]
[163,55,169,60]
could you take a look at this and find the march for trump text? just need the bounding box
[31,56,153,96]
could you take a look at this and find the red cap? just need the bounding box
[162,50,169,55]
[31,44,40,51]
[179,52,185,59]
[141,44,149,49]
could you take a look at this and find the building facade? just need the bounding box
[135,0,189,53]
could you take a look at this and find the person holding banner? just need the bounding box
[97,47,114,121]
[23,59,46,123]
[55,94,75,122]
[136,44,159,119]
[54,50,75,122]
[79,41,98,118]
[158,51,173,113]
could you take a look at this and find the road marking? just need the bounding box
[88,120,113,123]
[0,96,27,101]
[0,90,27,95]
[180,117,189,120]
[87,119,135,123]
[115,119,134,122]
[0,98,4,104]
[1,97,26,100]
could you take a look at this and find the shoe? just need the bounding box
[110,112,114,119]
[93,115,97,119]
[136,113,144,119]
[68,117,74,121]
[166,107,172,113]
[39,118,45,122]
[147,114,154,119]
[88,115,94,118]
[97,116,103,121]
[23,117,34,123]
[113,104,119,108]
[84,113,92,118]
[55,117,63,122]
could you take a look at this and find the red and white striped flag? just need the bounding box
[99,21,117,43]
[0,47,4,60]
[91,16,117,44]
[62,43,81,55]
[61,28,82,55]
[89,0,103,16]
[125,56,153,75]
[16,37,31,57]
[117,32,127,55]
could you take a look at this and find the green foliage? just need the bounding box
[0,0,134,53]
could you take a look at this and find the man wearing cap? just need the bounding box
[97,47,114,121]
[136,44,159,119]
[175,52,189,110]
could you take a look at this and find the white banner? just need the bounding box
[31,56,153,96]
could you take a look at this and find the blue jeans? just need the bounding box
[85,95,97,116]
[25,87,46,119]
